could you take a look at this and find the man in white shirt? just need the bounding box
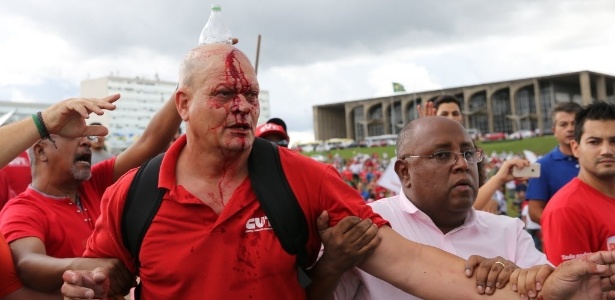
[334,116,550,300]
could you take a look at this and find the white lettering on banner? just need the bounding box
[245,216,273,233]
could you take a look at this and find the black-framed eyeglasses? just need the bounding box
[401,148,483,166]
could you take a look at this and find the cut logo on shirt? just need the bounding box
[245,215,273,233]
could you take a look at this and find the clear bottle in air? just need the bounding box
[198,4,232,45]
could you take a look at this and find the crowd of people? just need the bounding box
[0,42,614,300]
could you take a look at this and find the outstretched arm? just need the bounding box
[8,237,132,295]
[112,93,182,180]
[0,95,118,168]
[540,251,615,300]
[306,211,380,300]
[361,228,615,299]
[474,159,529,210]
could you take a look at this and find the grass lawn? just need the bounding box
[308,135,559,161]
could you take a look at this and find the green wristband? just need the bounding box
[32,113,46,139]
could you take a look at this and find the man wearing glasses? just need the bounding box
[332,116,550,299]
[87,122,114,165]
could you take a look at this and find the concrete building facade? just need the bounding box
[257,90,271,125]
[0,102,49,127]
[313,71,615,141]
[81,76,178,153]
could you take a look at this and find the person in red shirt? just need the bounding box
[1,151,31,195]
[255,122,289,147]
[542,102,615,266]
[0,96,119,300]
[58,43,615,300]
[0,169,15,211]
[0,92,182,296]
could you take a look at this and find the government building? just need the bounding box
[312,71,615,141]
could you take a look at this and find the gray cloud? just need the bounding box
[2,0,544,68]
[1,0,614,133]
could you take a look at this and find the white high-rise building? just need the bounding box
[81,76,177,153]
[257,90,270,125]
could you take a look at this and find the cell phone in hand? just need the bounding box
[512,163,541,178]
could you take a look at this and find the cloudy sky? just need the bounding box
[1,0,614,142]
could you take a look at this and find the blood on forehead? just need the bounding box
[224,49,252,91]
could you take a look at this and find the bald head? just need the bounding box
[394,116,478,233]
[397,117,468,156]
[174,43,260,154]
[179,44,255,90]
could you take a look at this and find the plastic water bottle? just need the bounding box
[198,4,232,45]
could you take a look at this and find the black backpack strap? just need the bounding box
[248,138,311,287]
[121,152,166,273]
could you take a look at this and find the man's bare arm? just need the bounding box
[528,200,546,224]
[8,237,131,294]
[359,226,533,299]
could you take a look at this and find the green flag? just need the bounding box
[392,82,405,92]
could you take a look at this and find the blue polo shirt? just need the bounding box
[526,146,579,203]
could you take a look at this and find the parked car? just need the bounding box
[507,130,535,140]
[465,128,481,140]
[482,132,506,141]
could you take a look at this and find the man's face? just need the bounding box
[261,133,289,148]
[552,111,576,147]
[436,102,463,124]
[397,118,478,225]
[90,136,105,150]
[180,46,260,153]
[572,120,615,179]
[40,135,93,182]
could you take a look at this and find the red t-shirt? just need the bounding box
[0,234,21,297]
[1,151,32,194]
[84,136,387,299]
[0,158,115,258]
[0,169,15,211]
[542,178,615,265]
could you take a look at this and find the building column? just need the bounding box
[312,107,321,140]
[486,89,494,133]
[580,71,592,105]
[597,75,607,101]
[533,79,544,135]
[345,106,354,140]
[509,86,519,132]
[400,99,409,127]
[362,104,369,137]
[382,101,390,135]
[462,90,470,125]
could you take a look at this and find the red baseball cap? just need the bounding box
[255,123,289,141]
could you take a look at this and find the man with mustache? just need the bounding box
[542,101,615,265]
[0,92,181,296]
[0,96,117,300]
